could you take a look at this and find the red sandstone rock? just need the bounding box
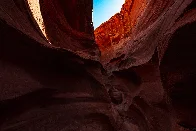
[94,0,146,51]
[0,0,196,131]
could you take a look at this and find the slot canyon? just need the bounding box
[0,0,196,130]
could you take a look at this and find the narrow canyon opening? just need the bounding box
[93,0,125,29]
[93,0,147,53]
[1,0,196,130]
[93,0,127,51]
[26,0,147,57]
[26,0,129,53]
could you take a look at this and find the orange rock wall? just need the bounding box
[94,0,147,51]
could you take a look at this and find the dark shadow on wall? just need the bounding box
[38,0,99,56]
[0,19,106,126]
[58,0,93,33]
[160,22,196,127]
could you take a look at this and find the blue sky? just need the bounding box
[93,0,125,29]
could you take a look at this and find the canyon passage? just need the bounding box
[0,0,196,131]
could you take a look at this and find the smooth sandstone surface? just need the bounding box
[0,0,196,130]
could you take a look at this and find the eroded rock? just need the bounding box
[0,0,196,130]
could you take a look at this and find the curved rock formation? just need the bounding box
[95,0,196,73]
[0,0,196,131]
[160,21,196,128]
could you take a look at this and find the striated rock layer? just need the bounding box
[0,0,196,131]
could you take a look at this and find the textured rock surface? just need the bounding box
[0,0,196,131]
[95,0,196,73]
[94,0,146,51]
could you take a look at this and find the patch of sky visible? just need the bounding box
[93,0,125,29]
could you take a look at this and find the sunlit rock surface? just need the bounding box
[94,0,146,51]
[0,0,196,131]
